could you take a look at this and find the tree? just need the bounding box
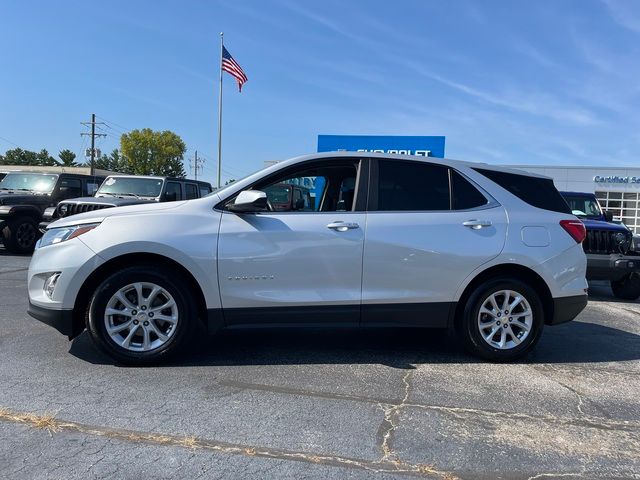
[58,149,78,167]
[36,149,57,166]
[120,128,186,177]
[1,148,38,165]
[91,149,132,174]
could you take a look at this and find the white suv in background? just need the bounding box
[27,152,588,364]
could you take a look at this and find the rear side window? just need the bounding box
[474,168,570,214]
[376,160,449,211]
[451,171,488,210]
[200,185,212,196]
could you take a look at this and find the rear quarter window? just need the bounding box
[473,168,570,214]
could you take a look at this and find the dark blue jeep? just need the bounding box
[561,191,640,300]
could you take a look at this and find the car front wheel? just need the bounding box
[460,278,544,361]
[611,273,640,300]
[86,266,197,365]
[2,216,39,253]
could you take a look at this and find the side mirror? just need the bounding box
[228,190,269,213]
[294,198,305,210]
[603,210,614,222]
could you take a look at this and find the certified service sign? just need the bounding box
[317,135,446,158]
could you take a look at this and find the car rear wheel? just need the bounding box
[86,266,198,365]
[2,216,40,254]
[611,273,640,300]
[460,278,544,361]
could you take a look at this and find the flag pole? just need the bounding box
[217,32,224,189]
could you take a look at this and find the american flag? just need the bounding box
[222,46,248,92]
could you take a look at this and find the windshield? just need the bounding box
[0,173,58,193]
[563,195,603,218]
[97,177,164,197]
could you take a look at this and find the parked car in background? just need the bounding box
[42,175,213,226]
[28,153,587,365]
[560,191,640,299]
[0,172,103,253]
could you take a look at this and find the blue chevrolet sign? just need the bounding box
[317,135,445,158]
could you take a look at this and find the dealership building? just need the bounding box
[316,135,640,234]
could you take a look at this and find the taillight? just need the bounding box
[560,219,586,243]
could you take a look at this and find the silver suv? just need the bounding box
[27,153,588,364]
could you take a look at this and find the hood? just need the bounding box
[579,218,629,232]
[0,191,51,206]
[48,200,188,228]
[59,196,156,207]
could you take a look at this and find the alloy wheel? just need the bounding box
[104,282,179,352]
[477,289,533,350]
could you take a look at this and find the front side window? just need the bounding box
[58,178,82,199]
[376,160,449,211]
[164,182,182,201]
[242,161,359,212]
[185,183,198,199]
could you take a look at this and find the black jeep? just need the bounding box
[0,172,104,253]
[43,175,213,225]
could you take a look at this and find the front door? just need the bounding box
[217,159,367,326]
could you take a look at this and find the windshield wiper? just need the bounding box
[117,193,142,199]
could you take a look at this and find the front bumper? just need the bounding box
[586,253,640,281]
[549,294,588,325]
[27,301,75,336]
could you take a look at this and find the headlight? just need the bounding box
[37,223,100,249]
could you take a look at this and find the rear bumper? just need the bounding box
[549,294,588,325]
[27,301,75,336]
[586,253,640,281]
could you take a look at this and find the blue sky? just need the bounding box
[1,0,639,186]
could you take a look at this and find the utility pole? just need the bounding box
[190,150,204,180]
[81,113,106,176]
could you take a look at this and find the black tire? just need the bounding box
[459,277,545,362]
[611,273,640,300]
[2,216,40,254]
[86,265,198,365]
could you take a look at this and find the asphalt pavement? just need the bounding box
[0,247,638,479]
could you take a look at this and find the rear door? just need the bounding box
[362,158,507,326]
[217,159,368,326]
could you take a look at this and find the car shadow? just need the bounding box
[69,320,640,368]
[0,246,30,257]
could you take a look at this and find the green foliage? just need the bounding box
[58,149,78,167]
[92,149,132,174]
[0,148,57,166]
[224,179,236,185]
[120,128,186,177]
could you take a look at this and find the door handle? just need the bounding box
[463,219,492,229]
[327,221,360,232]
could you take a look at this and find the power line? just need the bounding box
[95,115,130,133]
[189,150,205,180]
[0,135,21,148]
[81,113,107,175]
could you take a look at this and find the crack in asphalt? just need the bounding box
[0,407,455,479]
[377,370,413,463]
[219,379,640,433]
